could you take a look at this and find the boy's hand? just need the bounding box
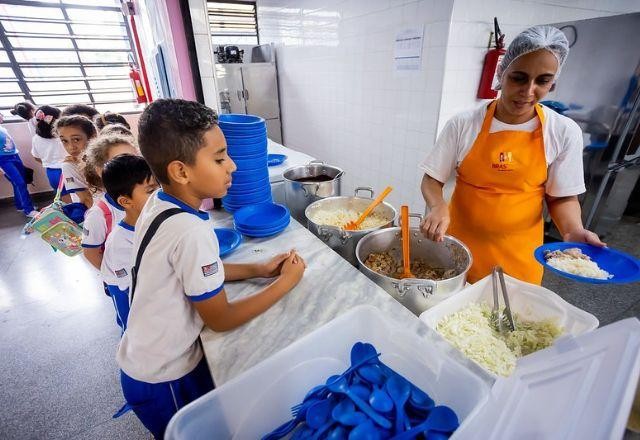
[279,251,306,288]
[255,251,293,278]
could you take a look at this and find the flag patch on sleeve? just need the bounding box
[201,262,219,277]
[115,268,128,278]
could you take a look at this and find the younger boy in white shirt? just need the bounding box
[101,154,158,333]
[117,99,306,438]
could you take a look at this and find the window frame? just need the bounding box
[206,0,259,47]
[0,0,140,121]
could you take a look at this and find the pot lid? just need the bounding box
[455,317,640,439]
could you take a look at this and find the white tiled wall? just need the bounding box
[257,0,455,214]
[189,0,220,110]
[437,0,640,132]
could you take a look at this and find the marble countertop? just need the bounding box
[201,212,494,387]
[267,139,315,183]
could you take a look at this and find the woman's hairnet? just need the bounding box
[495,25,569,90]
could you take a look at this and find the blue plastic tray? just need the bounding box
[219,114,265,127]
[236,219,289,238]
[222,196,273,212]
[233,155,268,171]
[225,134,267,146]
[214,228,242,257]
[267,154,288,167]
[233,203,290,230]
[228,176,270,192]
[223,189,273,205]
[231,168,269,183]
[534,242,640,284]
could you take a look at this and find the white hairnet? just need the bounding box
[495,25,569,90]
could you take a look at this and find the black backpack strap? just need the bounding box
[130,208,183,302]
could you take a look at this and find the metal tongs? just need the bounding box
[491,266,516,333]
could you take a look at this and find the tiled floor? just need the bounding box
[1,200,639,439]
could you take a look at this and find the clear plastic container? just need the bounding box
[165,305,490,439]
[420,273,599,378]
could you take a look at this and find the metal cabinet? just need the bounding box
[215,62,283,143]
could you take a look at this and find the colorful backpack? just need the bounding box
[23,175,84,257]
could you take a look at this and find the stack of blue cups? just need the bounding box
[219,114,272,212]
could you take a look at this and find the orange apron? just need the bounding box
[448,100,547,284]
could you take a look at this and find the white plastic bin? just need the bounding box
[420,273,599,378]
[165,305,490,439]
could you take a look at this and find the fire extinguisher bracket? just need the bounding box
[477,17,506,100]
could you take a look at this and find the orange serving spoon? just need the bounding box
[399,205,415,279]
[344,186,393,231]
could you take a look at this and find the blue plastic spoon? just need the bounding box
[332,399,368,427]
[348,420,381,440]
[306,399,332,429]
[385,375,411,434]
[369,385,394,413]
[409,386,435,412]
[351,383,371,401]
[388,406,459,440]
[327,376,392,429]
[327,425,348,440]
[358,364,385,385]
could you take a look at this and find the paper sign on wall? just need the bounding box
[394,25,425,71]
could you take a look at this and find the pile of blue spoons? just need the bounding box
[262,342,459,440]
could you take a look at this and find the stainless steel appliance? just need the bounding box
[305,188,398,266]
[215,62,283,143]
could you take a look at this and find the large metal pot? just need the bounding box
[283,160,343,223]
[305,187,398,266]
[356,219,472,316]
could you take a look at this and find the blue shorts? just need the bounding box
[45,167,72,195]
[105,284,129,334]
[120,356,215,439]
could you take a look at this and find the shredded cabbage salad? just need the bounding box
[436,303,563,376]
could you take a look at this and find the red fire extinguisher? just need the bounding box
[129,62,148,104]
[477,17,506,99]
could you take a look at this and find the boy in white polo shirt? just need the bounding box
[117,99,306,438]
[101,154,158,333]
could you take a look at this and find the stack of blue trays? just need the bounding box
[219,114,272,212]
[233,203,290,238]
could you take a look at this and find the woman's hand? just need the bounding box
[255,251,294,278]
[563,228,607,247]
[421,204,450,242]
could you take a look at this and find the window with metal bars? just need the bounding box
[0,0,140,122]
[207,1,258,46]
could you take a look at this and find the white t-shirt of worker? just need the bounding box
[60,160,88,203]
[117,190,225,384]
[420,103,586,197]
[31,135,66,169]
[101,220,135,291]
[81,193,125,248]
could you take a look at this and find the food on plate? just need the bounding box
[544,247,612,280]
[308,208,389,230]
[364,251,457,280]
[436,303,563,376]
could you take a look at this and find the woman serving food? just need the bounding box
[420,26,604,284]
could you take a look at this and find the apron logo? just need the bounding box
[201,262,219,277]
[492,151,514,171]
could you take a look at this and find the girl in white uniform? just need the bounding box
[30,106,68,195]
[55,115,97,212]
[81,133,140,270]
